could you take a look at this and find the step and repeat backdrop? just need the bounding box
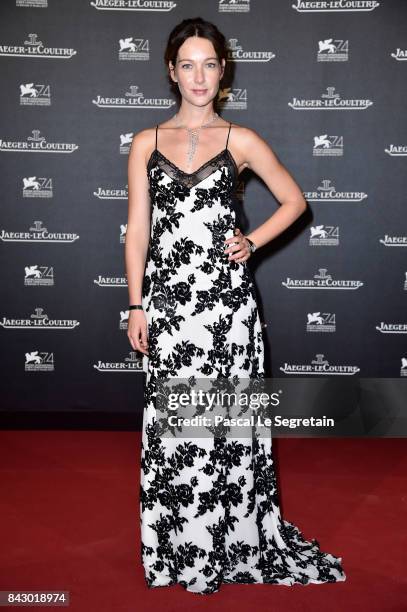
[1,0,406,423]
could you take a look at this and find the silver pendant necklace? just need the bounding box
[173,111,219,169]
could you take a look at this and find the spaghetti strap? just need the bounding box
[225,121,232,150]
[155,124,158,150]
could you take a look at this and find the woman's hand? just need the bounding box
[224,228,253,264]
[127,309,149,355]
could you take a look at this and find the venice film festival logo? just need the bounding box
[20,83,51,106]
[24,265,54,287]
[0,33,77,58]
[289,87,373,110]
[306,312,336,333]
[120,310,129,331]
[17,0,47,7]
[22,176,53,199]
[217,86,248,110]
[292,0,380,12]
[25,351,54,372]
[282,268,363,290]
[219,0,251,13]
[317,39,349,62]
[120,224,127,244]
[92,85,175,109]
[280,353,360,375]
[16,0,48,8]
[0,130,79,154]
[118,37,149,61]
[304,179,367,203]
[313,135,343,157]
[0,220,79,243]
[309,225,339,246]
[120,133,133,155]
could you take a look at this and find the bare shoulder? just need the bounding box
[130,127,156,148]
[230,122,266,148]
[128,126,157,165]
[227,122,273,171]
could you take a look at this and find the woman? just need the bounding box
[125,17,346,595]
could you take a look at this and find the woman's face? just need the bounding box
[169,36,225,107]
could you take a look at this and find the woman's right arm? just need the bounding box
[125,129,152,355]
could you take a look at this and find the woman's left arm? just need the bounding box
[226,127,307,262]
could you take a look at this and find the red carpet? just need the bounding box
[0,433,405,611]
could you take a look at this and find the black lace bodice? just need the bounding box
[146,121,239,189]
[147,147,238,190]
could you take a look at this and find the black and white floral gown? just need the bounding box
[139,122,346,594]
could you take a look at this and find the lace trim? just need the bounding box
[147,148,238,188]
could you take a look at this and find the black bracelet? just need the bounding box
[129,305,143,310]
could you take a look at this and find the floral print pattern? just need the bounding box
[139,124,347,594]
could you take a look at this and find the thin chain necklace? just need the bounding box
[173,111,219,169]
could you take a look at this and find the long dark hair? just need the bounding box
[164,17,229,110]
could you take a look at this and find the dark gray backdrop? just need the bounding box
[1,0,406,427]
